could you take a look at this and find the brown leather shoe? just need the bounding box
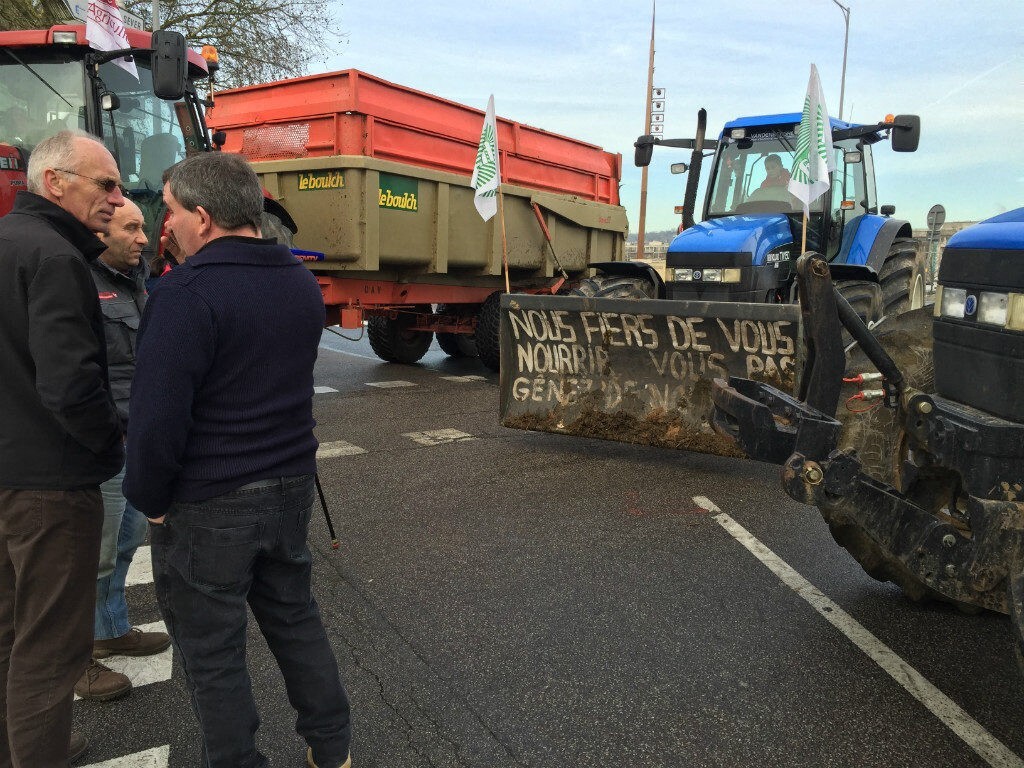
[306,747,351,768]
[69,731,89,763]
[93,627,171,658]
[75,659,131,701]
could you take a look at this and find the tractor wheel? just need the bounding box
[367,305,433,364]
[878,238,926,319]
[571,275,657,299]
[475,292,502,372]
[435,304,478,358]
[829,307,960,605]
[833,279,882,347]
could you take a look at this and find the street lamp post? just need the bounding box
[831,0,850,121]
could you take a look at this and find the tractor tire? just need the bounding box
[367,305,433,364]
[475,292,502,372]
[833,279,882,347]
[830,307,952,604]
[571,275,657,299]
[878,238,926,319]
[261,210,295,249]
[435,304,478,358]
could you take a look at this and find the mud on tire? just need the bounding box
[878,238,926,318]
[571,275,657,299]
[367,305,433,364]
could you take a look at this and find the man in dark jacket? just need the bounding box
[125,152,351,768]
[75,199,170,704]
[0,130,125,766]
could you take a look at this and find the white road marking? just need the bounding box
[702,497,1024,768]
[125,546,152,587]
[366,380,417,388]
[403,429,476,446]
[76,622,172,701]
[440,375,487,382]
[81,745,169,768]
[314,385,339,394]
[317,440,368,458]
[317,343,380,361]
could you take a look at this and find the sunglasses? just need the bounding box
[55,168,126,195]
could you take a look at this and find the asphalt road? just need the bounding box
[74,330,1024,768]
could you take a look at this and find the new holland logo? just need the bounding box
[298,171,345,191]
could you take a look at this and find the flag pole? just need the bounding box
[801,212,808,255]
[498,181,510,293]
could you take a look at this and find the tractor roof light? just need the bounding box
[729,128,746,139]
[201,45,220,72]
[53,31,79,44]
[884,113,895,124]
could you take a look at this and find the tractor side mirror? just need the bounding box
[669,162,689,175]
[151,30,188,101]
[881,204,896,216]
[843,150,862,165]
[890,114,920,153]
[634,135,656,167]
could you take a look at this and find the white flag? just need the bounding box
[86,0,139,80]
[788,63,835,218]
[471,95,500,221]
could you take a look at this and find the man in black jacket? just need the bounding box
[74,199,171,705]
[0,130,125,766]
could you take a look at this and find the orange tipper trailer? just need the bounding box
[205,69,628,370]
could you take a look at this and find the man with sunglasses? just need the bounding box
[0,129,125,766]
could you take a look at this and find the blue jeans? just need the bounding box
[151,475,351,768]
[96,464,148,640]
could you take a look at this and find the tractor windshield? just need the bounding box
[0,49,89,156]
[0,48,204,193]
[707,127,839,218]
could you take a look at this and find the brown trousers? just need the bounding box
[0,488,102,768]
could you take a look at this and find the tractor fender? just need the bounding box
[589,261,667,298]
[837,215,913,270]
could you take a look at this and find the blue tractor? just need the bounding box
[582,110,926,324]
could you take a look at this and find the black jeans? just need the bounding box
[151,475,350,768]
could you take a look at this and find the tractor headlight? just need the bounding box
[702,268,723,282]
[939,287,967,319]
[721,268,743,283]
[1007,294,1024,331]
[673,268,694,281]
[977,292,1008,326]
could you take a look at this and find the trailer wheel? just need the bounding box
[878,238,926,318]
[475,292,502,372]
[571,275,657,299]
[367,306,433,364]
[435,304,478,358]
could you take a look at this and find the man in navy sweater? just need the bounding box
[124,152,351,768]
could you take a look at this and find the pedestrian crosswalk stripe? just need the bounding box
[81,744,169,768]
[403,429,476,446]
[314,385,339,394]
[317,440,368,458]
[366,380,416,388]
[440,375,487,382]
[126,546,152,587]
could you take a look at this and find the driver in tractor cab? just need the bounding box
[760,154,791,188]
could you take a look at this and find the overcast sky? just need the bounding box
[321,1,1022,233]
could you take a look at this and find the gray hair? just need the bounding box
[26,129,104,193]
[167,152,263,231]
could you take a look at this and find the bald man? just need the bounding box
[74,200,170,705]
[0,130,124,766]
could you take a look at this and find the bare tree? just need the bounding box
[1,0,343,90]
[0,0,74,30]
[122,0,344,88]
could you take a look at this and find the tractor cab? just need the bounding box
[0,25,213,232]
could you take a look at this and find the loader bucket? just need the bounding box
[498,294,802,457]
